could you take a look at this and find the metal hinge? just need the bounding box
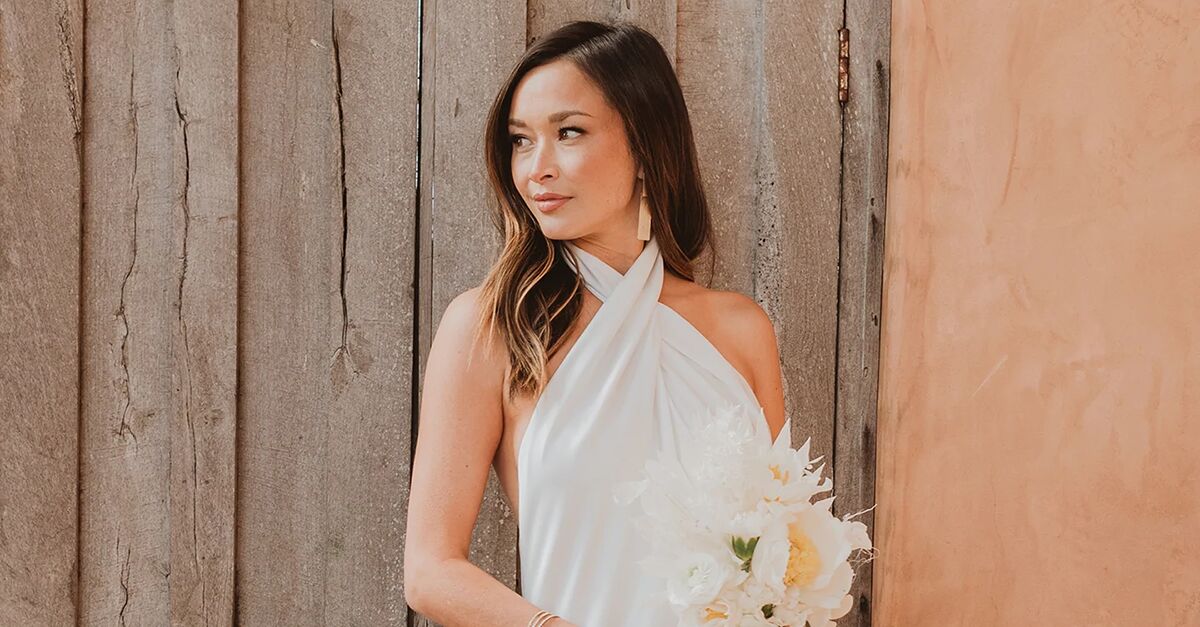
[838,27,850,105]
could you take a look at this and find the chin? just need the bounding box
[536,221,585,242]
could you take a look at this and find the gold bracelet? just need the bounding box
[527,609,560,627]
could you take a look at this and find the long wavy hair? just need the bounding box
[477,20,714,402]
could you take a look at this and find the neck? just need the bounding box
[570,236,646,275]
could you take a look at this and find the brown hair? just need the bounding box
[477,20,714,402]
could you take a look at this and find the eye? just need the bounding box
[510,127,583,150]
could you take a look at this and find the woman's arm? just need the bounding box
[403,287,575,626]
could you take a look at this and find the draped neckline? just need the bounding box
[516,237,756,465]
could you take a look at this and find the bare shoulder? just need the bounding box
[661,276,788,442]
[432,285,508,379]
[440,285,486,331]
[701,288,779,357]
[697,287,787,442]
[665,277,779,375]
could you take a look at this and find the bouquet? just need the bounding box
[612,403,875,627]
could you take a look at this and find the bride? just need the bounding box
[404,19,789,626]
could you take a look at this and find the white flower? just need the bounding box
[667,551,735,607]
[784,503,866,613]
[845,519,873,553]
[679,595,747,627]
[805,591,856,627]
[769,602,813,627]
[749,522,791,594]
[760,437,833,511]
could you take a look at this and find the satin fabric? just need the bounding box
[517,235,791,626]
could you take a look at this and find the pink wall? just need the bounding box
[875,2,1200,624]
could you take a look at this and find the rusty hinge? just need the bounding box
[838,27,850,105]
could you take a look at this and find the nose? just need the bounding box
[527,141,558,183]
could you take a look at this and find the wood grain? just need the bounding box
[412,0,525,623]
[239,0,418,623]
[0,1,82,623]
[77,0,237,623]
[833,1,891,625]
[678,0,848,515]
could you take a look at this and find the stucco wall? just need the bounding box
[876,2,1199,624]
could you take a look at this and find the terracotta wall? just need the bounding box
[876,1,1199,624]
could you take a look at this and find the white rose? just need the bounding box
[668,551,734,607]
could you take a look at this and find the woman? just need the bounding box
[404,20,790,626]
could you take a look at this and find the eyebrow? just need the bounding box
[508,110,592,128]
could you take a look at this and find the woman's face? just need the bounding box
[508,59,641,243]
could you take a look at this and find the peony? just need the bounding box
[749,522,792,594]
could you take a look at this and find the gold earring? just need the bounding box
[637,175,652,241]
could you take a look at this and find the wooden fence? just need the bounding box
[0,0,888,624]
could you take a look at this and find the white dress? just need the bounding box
[516,235,792,626]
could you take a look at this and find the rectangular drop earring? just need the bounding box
[637,176,652,241]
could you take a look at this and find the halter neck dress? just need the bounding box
[516,235,792,626]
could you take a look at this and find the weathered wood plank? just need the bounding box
[527,1,674,51]
[834,0,891,625]
[758,0,844,464]
[237,3,339,620]
[79,0,236,623]
[239,0,419,623]
[0,0,82,623]
[162,1,240,624]
[411,0,524,622]
[320,1,420,623]
[677,0,765,289]
[679,1,844,460]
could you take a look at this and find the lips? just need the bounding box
[533,195,571,212]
